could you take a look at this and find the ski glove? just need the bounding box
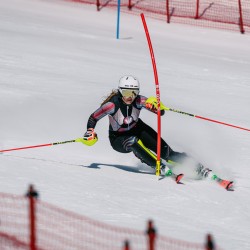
[145,102,165,116]
[145,97,166,116]
[82,128,98,146]
[145,102,156,111]
[84,128,96,139]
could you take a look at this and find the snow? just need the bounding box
[1,0,250,249]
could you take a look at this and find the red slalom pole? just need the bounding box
[141,13,162,176]
[0,139,77,153]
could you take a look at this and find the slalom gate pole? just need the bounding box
[140,13,162,176]
[116,0,121,39]
[0,139,78,153]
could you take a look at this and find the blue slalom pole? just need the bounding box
[116,0,121,39]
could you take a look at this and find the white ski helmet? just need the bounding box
[118,75,140,96]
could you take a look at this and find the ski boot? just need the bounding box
[196,164,213,178]
[196,164,234,191]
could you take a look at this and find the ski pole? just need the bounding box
[146,97,250,132]
[0,139,77,153]
[164,106,250,132]
[0,138,94,153]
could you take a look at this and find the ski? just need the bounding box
[213,176,234,191]
[158,158,233,189]
[196,164,234,191]
[173,173,184,184]
[159,169,184,184]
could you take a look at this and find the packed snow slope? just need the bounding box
[1,0,250,249]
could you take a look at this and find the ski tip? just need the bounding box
[176,174,184,184]
[226,181,234,191]
[219,180,234,191]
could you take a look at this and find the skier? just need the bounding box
[83,75,184,178]
[82,75,233,189]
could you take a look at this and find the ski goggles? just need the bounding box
[120,88,139,98]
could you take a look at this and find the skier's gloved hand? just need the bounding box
[145,97,166,116]
[83,128,96,140]
[76,128,98,146]
[145,102,165,116]
[145,102,156,112]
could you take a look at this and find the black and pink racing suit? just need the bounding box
[86,93,183,168]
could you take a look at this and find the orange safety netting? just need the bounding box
[0,192,207,250]
[69,0,250,33]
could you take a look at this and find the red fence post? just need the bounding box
[96,0,100,11]
[146,220,156,250]
[123,240,130,250]
[26,185,38,250]
[128,0,132,10]
[166,0,170,23]
[238,0,245,34]
[195,0,200,19]
[206,234,214,250]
